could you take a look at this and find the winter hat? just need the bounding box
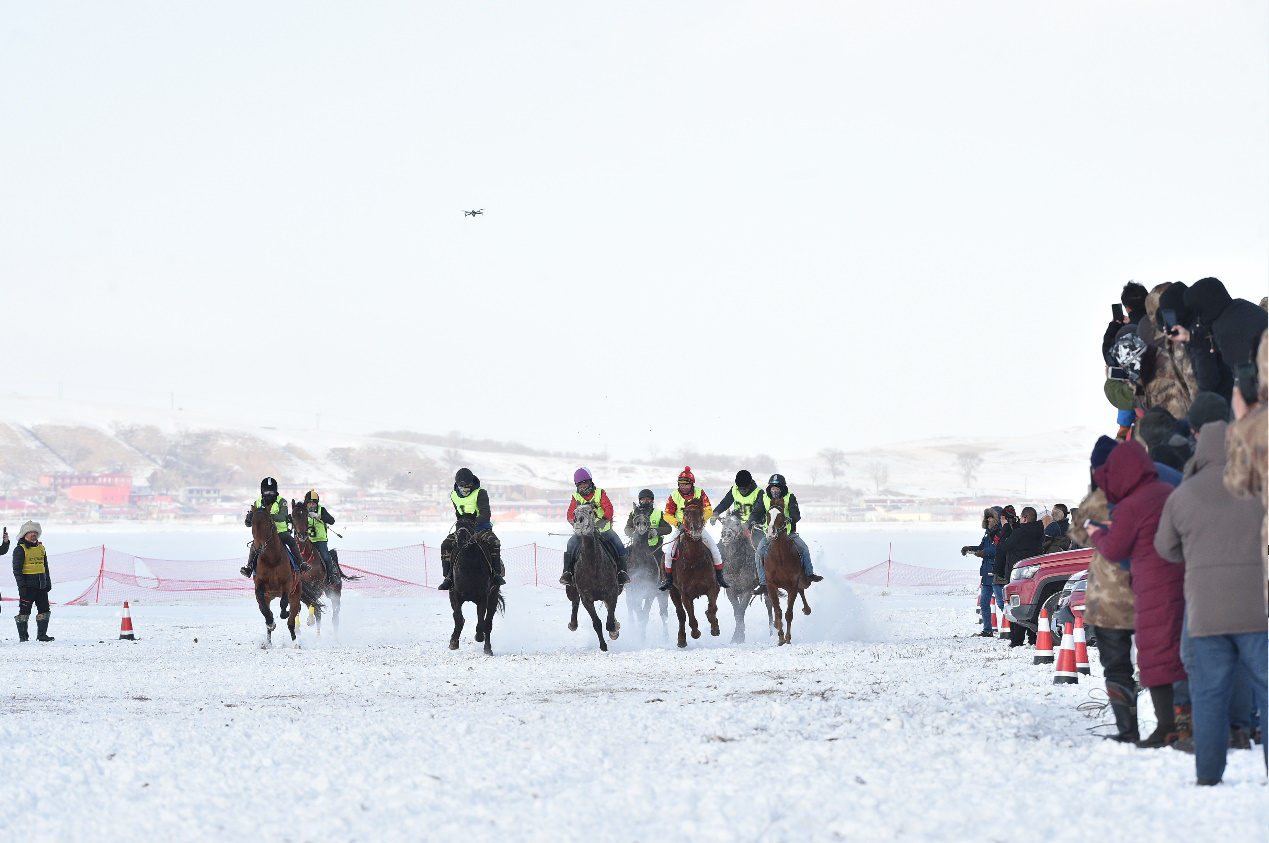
[735,470,754,490]
[573,467,593,484]
[18,520,40,540]
[1001,505,1017,521]
[1090,435,1117,470]
[1184,277,1233,327]
[1110,334,1149,383]
[1103,379,1136,411]
[454,467,477,486]
[1150,443,1189,473]
[1157,282,1193,330]
[677,466,695,484]
[1137,407,1178,450]
[1187,391,1231,434]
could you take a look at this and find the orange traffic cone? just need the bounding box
[119,601,137,641]
[1073,616,1090,675]
[1053,622,1077,684]
[999,608,1012,640]
[1033,608,1054,664]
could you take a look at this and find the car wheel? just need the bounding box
[1043,591,1064,645]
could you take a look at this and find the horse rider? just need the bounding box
[658,466,729,591]
[303,489,346,585]
[560,467,630,585]
[711,469,763,548]
[11,522,54,642]
[240,477,310,577]
[439,467,506,590]
[751,473,822,594]
[624,488,673,567]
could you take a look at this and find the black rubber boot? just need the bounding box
[1137,684,1178,748]
[36,615,54,642]
[715,569,730,589]
[438,555,453,590]
[15,615,29,642]
[241,546,259,578]
[325,558,340,585]
[1106,680,1139,743]
[752,583,767,596]
[559,552,574,585]
[658,572,673,592]
[491,554,506,586]
[616,557,630,585]
[808,573,824,582]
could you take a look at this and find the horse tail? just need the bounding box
[301,580,326,610]
[495,592,507,615]
[340,572,362,581]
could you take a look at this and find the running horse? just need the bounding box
[448,514,506,655]
[566,502,621,651]
[291,499,360,635]
[667,500,721,648]
[249,504,302,647]
[624,507,669,641]
[761,496,811,645]
[717,511,766,643]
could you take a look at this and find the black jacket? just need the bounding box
[12,538,52,590]
[750,493,802,534]
[994,520,1046,580]
[1185,278,1269,370]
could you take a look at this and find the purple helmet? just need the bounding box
[573,467,592,484]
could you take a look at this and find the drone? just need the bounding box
[463,209,484,217]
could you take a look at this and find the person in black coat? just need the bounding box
[996,507,1047,645]
[11,521,53,642]
[1184,277,1268,372]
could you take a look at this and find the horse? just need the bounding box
[761,497,811,645]
[717,511,766,643]
[566,502,621,651]
[667,500,721,648]
[623,507,669,642]
[249,504,302,647]
[448,515,506,655]
[290,499,360,635]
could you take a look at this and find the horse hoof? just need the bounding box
[609,629,620,641]
[677,638,687,649]
[691,629,701,640]
[802,607,811,616]
[267,622,276,632]
[475,631,485,643]
[568,622,578,632]
[710,625,720,637]
[600,642,608,652]
[448,641,459,651]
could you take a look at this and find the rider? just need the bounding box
[240,477,310,577]
[438,467,506,590]
[303,489,345,585]
[711,469,762,544]
[624,488,673,568]
[750,473,822,594]
[658,466,729,591]
[560,468,630,585]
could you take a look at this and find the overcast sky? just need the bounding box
[3,2,1266,462]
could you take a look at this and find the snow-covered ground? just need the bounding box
[1,581,1263,841]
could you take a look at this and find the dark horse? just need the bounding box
[566,503,621,651]
[668,500,721,648]
[448,515,506,655]
[249,505,302,647]
[762,497,811,645]
[291,499,360,635]
[624,508,669,642]
[717,511,766,643]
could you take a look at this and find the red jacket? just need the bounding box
[664,487,713,526]
[566,488,614,524]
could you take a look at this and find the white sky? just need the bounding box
[3,2,1266,462]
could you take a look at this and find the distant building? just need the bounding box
[180,486,221,505]
[40,472,131,491]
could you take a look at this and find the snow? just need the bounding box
[1,579,1263,841]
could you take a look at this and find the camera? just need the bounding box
[1108,366,1131,382]
[1235,362,1259,407]
[1161,308,1178,328]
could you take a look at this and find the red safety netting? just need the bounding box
[844,560,979,588]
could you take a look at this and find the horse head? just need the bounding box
[290,499,310,541]
[682,500,705,541]
[718,511,744,544]
[571,502,598,536]
[454,514,479,548]
[766,496,787,538]
[631,507,651,538]
[249,504,275,548]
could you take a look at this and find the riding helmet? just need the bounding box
[260,477,279,495]
[766,474,788,497]
[573,467,592,484]
[305,489,320,504]
[455,467,477,486]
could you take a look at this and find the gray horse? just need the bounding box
[624,507,669,641]
[565,503,621,651]
[717,511,768,643]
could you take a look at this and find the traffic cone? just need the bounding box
[1033,608,1054,664]
[999,609,1012,640]
[1053,622,1077,684]
[1073,616,1090,675]
[119,601,136,641]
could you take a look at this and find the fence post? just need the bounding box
[534,543,539,587]
[423,542,429,588]
[887,542,892,588]
[95,545,106,604]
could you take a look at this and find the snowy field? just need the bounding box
[1,578,1264,841]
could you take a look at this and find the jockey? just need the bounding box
[439,467,506,590]
[303,489,345,585]
[658,466,729,591]
[560,467,630,585]
[751,473,822,594]
[240,477,310,577]
[711,469,762,547]
[624,488,673,566]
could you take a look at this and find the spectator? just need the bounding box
[11,521,54,642]
[1041,504,1071,553]
[997,506,1046,646]
[1151,282,1200,413]
[1072,436,1138,742]
[1102,281,1149,361]
[1155,420,1268,785]
[961,507,1003,637]
[1224,330,1267,558]
[1138,282,1197,418]
[1161,282,1231,400]
[1184,277,1269,375]
[1088,440,1185,748]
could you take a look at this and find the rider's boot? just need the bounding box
[559,551,575,585]
[616,556,630,585]
[438,554,454,591]
[491,552,506,586]
[325,558,340,585]
[15,615,29,642]
[658,571,673,592]
[715,568,730,589]
[240,545,259,578]
[752,581,767,596]
[808,573,824,582]
[35,614,54,642]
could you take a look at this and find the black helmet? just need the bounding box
[767,474,786,487]
[637,488,654,502]
[260,477,278,495]
[735,470,754,490]
[455,467,477,486]
[304,489,319,504]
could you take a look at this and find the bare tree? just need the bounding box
[957,452,984,488]
[818,448,847,481]
[867,461,890,493]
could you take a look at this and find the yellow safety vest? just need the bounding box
[645,509,664,546]
[571,488,612,532]
[762,492,794,534]
[21,543,47,575]
[307,505,328,543]
[254,496,290,534]
[451,487,483,517]
[667,487,705,526]
[730,484,761,523]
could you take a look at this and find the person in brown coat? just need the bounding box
[1224,330,1267,558]
[1155,420,1268,785]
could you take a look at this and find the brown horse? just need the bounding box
[565,503,621,651]
[668,500,721,648]
[291,499,359,635]
[250,504,302,647]
[762,497,811,645]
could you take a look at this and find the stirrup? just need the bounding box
[298,561,312,573]
[438,577,453,591]
[808,573,823,582]
[752,584,766,596]
[240,566,252,578]
[559,571,573,585]
[617,570,630,584]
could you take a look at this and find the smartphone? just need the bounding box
[1162,308,1178,328]
[1108,366,1130,381]
[1111,303,1124,322]
[1083,519,1108,530]
[1235,362,1259,406]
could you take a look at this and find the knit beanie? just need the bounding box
[678,466,695,483]
[1090,435,1117,470]
[735,470,754,490]
[1187,391,1231,434]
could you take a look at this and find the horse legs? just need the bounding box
[728,590,746,644]
[767,585,785,644]
[480,591,497,655]
[783,591,798,646]
[799,590,811,616]
[449,597,465,650]
[705,590,720,637]
[606,599,620,641]
[669,589,688,649]
[255,586,275,647]
[287,583,300,642]
[684,595,701,641]
[582,600,606,652]
[567,586,580,631]
[330,585,342,635]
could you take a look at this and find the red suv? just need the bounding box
[1003,548,1092,635]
